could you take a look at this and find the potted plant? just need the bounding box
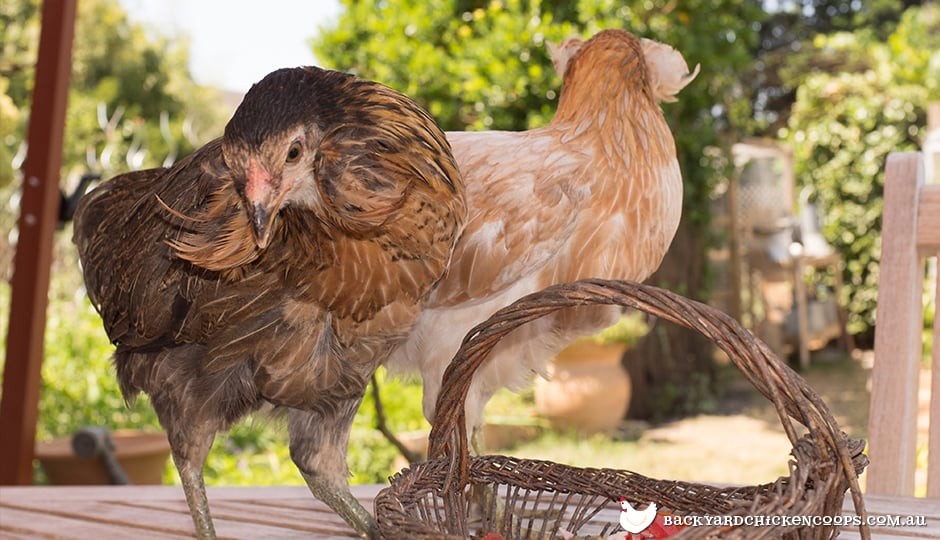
[535,312,648,433]
[36,428,170,485]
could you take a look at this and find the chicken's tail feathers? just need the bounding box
[640,38,700,103]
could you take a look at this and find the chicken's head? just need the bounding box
[167,66,462,274]
[221,67,336,249]
[220,66,462,249]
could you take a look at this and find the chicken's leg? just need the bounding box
[169,428,217,539]
[468,423,561,531]
[288,403,379,539]
[471,423,487,455]
[468,424,502,529]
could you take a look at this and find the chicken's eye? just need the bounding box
[286,142,302,163]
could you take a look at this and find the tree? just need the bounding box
[783,3,938,343]
[0,0,225,191]
[0,0,40,184]
[744,0,924,135]
[1,0,227,279]
[314,0,763,417]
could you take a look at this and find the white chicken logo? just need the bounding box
[619,497,658,534]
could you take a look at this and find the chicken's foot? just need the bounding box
[301,471,379,539]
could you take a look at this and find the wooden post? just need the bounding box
[925,105,939,498]
[867,153,925,496]
[931,270,940,498]
[0,0,78,485]
[727,167,743,324]
[792,253,810,370]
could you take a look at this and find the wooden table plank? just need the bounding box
[841,494,940,539]
[211,500,358,533]
[841,528,940,540]
[121,499,358,537]
[0,485,375,539]
[0,528,45,540]
[1,484,381,502]
[844,494,940,519]
[0,504,186,539]
[0,498,355,539]
[2,485,937,539]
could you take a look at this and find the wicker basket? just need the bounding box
[375,279,869,539]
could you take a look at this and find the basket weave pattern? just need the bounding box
[375,279,869,539]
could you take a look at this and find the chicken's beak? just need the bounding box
[248,203,273,249]
[244,159,278,249]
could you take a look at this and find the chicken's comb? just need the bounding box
[640,38,700,103]
[546,37,584,77]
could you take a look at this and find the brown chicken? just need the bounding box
[73,66,465,538]
[387,29,699,446]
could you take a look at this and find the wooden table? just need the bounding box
[0,485,379,539]
[1,485,938,538]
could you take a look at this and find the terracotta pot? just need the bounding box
[481,422,542,451]
[535,341,631,433]
[36,430,170,485]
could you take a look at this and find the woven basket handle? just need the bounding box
[425,279,863,508]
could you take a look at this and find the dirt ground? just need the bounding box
[710,348,872,438]
[633,348,932,494]
[494,348,868,487]
[467,347,930,493]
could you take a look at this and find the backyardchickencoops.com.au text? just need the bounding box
[661,514,928,528]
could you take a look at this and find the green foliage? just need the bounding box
[37,262,162,441]
[784,5,936,338]
[0,0,38,182]
[580,312,649,347]
[200,421,302,486]
[0,0,226,191]
[315,0,573,131]
[925,281,935,366]
[349,369,429,484]
[888,3,940,100]
[744,0,922,135]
